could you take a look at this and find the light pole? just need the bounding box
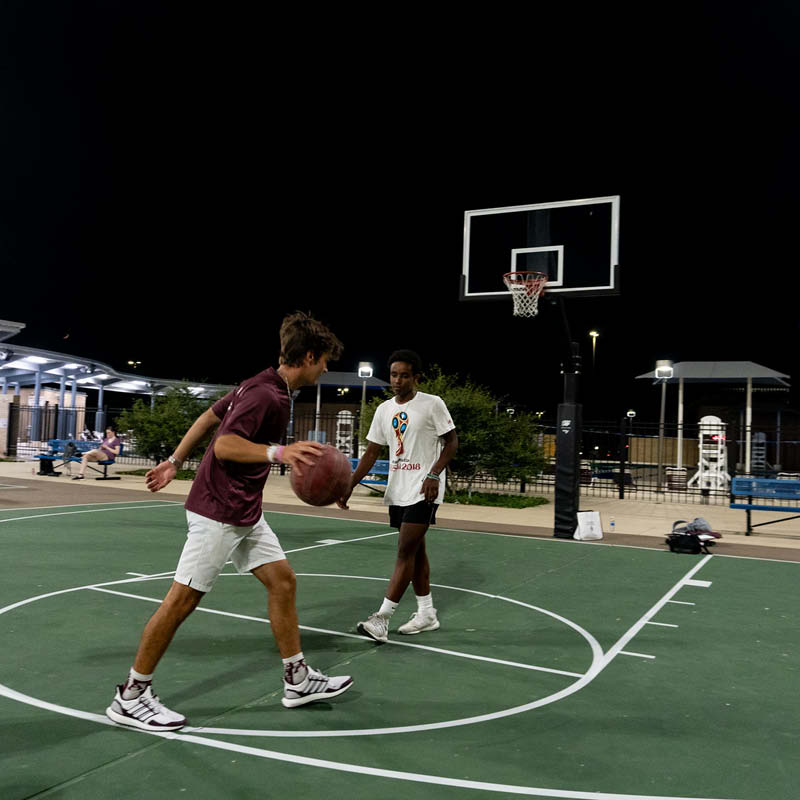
[589,330,599,369]
[655,359,674,500]
[357,361,373,457]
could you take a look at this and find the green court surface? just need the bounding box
[1,501,797,799]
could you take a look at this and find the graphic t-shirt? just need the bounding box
[185,368,290,526]
[366,391,455,507]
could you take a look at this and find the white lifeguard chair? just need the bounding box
[335,410,356,457]
[688,415,731,490]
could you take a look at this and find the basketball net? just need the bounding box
[503,271,548,318]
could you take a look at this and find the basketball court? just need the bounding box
[1,477,798,800]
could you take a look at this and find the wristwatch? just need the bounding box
[168,455,182,467]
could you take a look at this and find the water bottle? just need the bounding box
[609,517,615,531]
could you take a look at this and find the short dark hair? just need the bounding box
[279,312,344,367]
[106,424,116,434]
[387,349,423,375]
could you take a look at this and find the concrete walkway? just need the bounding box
[2,458,799,559]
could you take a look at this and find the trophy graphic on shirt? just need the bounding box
[392,411,409,456]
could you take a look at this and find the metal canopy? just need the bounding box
[636,361,790,386]
[1,341,389,400]
[635,361,791,476]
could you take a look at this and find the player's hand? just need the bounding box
[420,477,439,503]
[145,460,177,493]
[336,486,353,510]
[282,441,325,478]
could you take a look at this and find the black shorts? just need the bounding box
[389,500,438,530]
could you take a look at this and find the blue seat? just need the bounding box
[35,439,123,480]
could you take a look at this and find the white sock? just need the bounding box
[282,652,309,685]
[378,598,399,618]
[122,667,153,700]
[416,593,434,613]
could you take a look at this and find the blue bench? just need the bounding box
[349,458,389,489]
[730,477,800,535]
[35,439,123,481]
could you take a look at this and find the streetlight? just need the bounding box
[589,331,599,369]
[655,359,674,499]
[357,361,373,457]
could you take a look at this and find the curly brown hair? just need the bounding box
[279,311,344,367]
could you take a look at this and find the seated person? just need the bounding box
[73,426,121,480]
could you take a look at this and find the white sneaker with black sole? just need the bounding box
[397,609,440,635]
[106,684,187,731]
[357,612,389,642]
[282,667,353,708]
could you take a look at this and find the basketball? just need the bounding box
[290,444,352,506]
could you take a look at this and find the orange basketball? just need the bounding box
[290,444,352,506]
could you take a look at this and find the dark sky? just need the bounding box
[2,2,799,420]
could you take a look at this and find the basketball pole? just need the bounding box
[553,298,583,539]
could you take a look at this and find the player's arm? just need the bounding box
[214,434,323,470]
[421,428,458,502]
[145,407,222,492]
[336,441,382,509]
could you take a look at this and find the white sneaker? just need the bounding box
[357,612,389,642]
[106,684,187,731]
[398,609,440,635]
[282,667,353,708]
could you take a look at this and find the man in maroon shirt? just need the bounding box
[106,313,353,732]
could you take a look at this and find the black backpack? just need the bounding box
[666,520,711,555]
[63,441,79,459]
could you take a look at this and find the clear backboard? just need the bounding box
[461,195,620,301]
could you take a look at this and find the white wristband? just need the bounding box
[266,445,278,463]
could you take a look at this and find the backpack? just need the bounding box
[666,519,720,555]
[63,441,79,459]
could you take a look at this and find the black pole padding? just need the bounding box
[554,402,582,538]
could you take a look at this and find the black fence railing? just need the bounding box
[6,404,800,506]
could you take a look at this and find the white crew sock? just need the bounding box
[378,598,399,618]
[416,593,434,613]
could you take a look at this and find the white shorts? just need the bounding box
[174,510,286,593]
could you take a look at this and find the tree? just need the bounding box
[116,386,219,464]
[361,367,546,494]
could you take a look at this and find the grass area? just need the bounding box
[117,468,197,481]
[444,489,549,508]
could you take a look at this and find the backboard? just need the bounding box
[461,195,620,301]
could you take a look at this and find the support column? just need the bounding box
[58,376,67,438]
[96,385,105,434]
[745,377,752,474]
[32,368,43,442]
[677,377,684,469]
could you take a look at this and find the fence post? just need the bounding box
[618,417,627,499]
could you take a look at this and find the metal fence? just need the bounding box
[6,404,800,507]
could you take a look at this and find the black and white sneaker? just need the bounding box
[282,667,353,708]
[105,684,187,731]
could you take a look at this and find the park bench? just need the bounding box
[730,477,800,535]
[35,439,123,480]
[349,458,389,489]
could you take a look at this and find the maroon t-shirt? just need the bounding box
[185,368,290,526]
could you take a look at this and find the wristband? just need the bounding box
[168,455,182,468]
[426,472,440,481]
[266,445,286,464]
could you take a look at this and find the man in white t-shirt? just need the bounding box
[338,350,458,642]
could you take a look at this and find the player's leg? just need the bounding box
[242,516,353,708]
[106,510,235,731]
[358,501,436,642]
[106,582,203,731]
[398,535,440,635]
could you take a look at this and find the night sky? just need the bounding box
[2,3,799,421]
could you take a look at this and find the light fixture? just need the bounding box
[357,362,373,379]
[655,359,674,380]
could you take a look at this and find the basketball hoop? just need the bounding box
[503,271,548,318]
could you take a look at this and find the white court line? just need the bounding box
[0,483,27,489]
[666,600,695,606]
[0,499,182,513]
[645,622,679,628]
[619,651,655,660]
[0,503,179,524]
[686,579,712,587]
[90,585,583,679]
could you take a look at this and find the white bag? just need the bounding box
[574,510,603,541]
